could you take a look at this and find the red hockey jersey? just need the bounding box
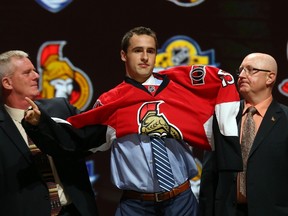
[67,65,240,150]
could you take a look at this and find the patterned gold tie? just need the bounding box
[28,137,62,216]
[240,106,257,196]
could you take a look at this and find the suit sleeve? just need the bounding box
[198,150,217,216]
[22,107,108,158]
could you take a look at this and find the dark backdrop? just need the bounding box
[1,0,287,215]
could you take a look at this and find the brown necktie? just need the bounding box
[28,137,62,216]
[239,106,257,197]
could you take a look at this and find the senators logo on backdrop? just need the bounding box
[277,40,288,97]
[37,41,93,110]
[167,0,205,7]
[35,0,73,13]
[154,35,218,71]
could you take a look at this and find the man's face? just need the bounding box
[121,34,157,83]
[8,57,40,99]
[237,55,271,99]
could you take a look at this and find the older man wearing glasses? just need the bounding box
[198,53,288,216]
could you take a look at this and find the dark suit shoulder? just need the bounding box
[35,97,80,118]
[36,97,68,106]
[279,103,288,118]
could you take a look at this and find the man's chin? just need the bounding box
[31,92,41,99]
[238,87,249,95]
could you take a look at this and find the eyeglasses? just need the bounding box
[236,66,271,76]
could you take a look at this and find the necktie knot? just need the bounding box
[247,106,257,115]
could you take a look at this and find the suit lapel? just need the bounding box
[249,100,281,156]
[237,101,244,132]
[0,106,32,162]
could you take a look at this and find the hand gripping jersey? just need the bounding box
[67,65,240,151]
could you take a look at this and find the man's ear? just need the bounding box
[120,50,127,62]
[266,72,276,84]
[2,77,13,89]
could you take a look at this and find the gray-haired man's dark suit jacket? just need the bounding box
[0,97,98,216]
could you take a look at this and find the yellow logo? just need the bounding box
[138,101,182,139]
[155,35,218,71]
[37,41,93,110]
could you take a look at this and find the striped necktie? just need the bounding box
[28,137,62,216]
[151,137,175,191]
[239,106,257,197]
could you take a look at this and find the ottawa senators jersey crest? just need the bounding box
[138,101,182,139]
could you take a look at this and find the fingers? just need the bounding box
[24,97,41,115]
[25,97,38,110]
[26,106,33,112]
[24,97,41,126]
